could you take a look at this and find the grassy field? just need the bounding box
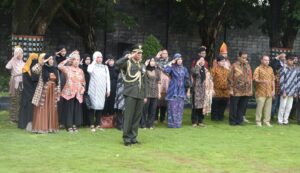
[0,109,300,173]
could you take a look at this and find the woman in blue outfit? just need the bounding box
[164,53,190,128]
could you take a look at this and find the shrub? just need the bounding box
[142,34,163,61]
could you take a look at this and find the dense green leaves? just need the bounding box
[142,34,163,60]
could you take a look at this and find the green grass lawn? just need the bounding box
[0,109,300,173]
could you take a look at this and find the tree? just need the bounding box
[11,0,64,35]
[59,0,135,55]
[262,0,300,49]
[138,0,259,65]
[142,34,163,60]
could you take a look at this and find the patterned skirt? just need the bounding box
[32,81,59,133]
[167,98,184,128]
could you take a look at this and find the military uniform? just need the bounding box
[115,46,146,145]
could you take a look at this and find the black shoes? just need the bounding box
[131,141,141,145]
[124,142,131,146]
[123,141,141,146]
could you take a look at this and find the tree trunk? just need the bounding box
[82,26,97,55]
[198,0,227,67]
[12,0,32,34]
[30,0,64,35]
[268,0,284,48]
[281,0,298,49]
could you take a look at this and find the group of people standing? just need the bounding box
[5,42,300,146]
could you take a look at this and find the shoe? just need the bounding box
[131,141,141,145]
[96,125,104,131]
[67,128,73,133]
[243,117,250,123]
[124,142,131,146]
[198,123,205,127]
[192,124,197,128]
[256,122,262,127]
[264,122,272,127]
[149,127,154,130]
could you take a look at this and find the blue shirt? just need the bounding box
[164,64,189,100]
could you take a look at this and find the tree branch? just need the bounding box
[59,6,81,32]
[30,0,64,35]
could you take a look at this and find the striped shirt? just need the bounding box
[279,65,298,96]
[296,65,300,96]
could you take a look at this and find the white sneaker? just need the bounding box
[264,122,272,127]
[243,117,250,123]
[256,122,262,127]
[96,125,104,131]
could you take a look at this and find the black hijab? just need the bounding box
[55,45,67,65]
[42,54,59,85]
[146,58,156,71]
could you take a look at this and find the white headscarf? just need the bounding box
[93,51,103,61]
[13,47,23,60]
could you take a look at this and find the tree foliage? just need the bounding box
[261,0,300,48]
[168,0,259,64]
[142,34,163,60]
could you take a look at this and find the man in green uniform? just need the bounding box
[115,44,147,146]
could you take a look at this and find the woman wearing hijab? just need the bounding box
[55,46,67,65]
[6,46,25,123]
[164,53,190,128]
[103,55,119,117]
[18,53,40,130]
[140,57,161,129]
[58,51,86,132]
[55,45,67,128]
[114,72,125,131]
[191,56,214,127]
[31,54,61,133]
[80,55,91,126]
[87,51,110,132]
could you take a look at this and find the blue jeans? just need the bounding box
[271,95,280,118]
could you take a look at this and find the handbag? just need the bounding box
[101,115,116,128]
[83,93,92,109]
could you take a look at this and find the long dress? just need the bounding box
[164,64,189,128]
[56,55,67,126]
[32,73,60,134]
[80,64,90,126]
[18,68,39,129]
[103,66,118,115]
[6,57,25,122]
[114,73,125,130]
[88,63,110,110]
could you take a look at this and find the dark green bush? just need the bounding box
[142,34,163,61]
